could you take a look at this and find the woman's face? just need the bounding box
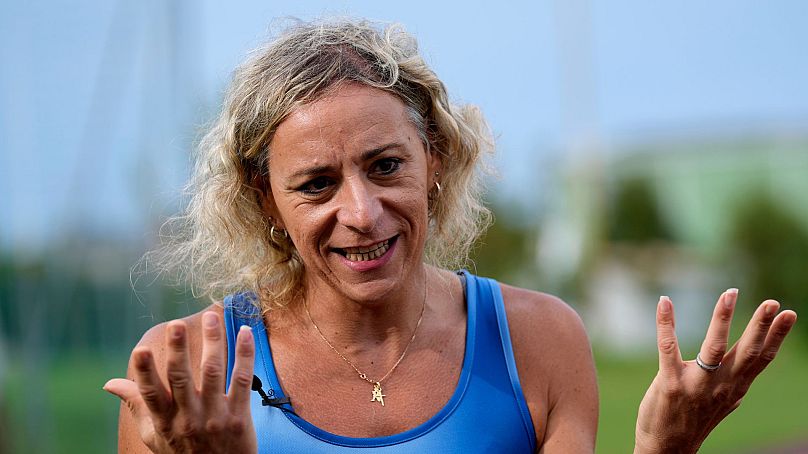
[265,83,440,303]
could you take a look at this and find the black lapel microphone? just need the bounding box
[251,375,292,408]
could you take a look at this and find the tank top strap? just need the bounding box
[223,292,273,394]
[461,272,537,452]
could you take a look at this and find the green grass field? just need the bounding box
[3,342,806,453]
[3,355,121,453]
[595,340,808,453]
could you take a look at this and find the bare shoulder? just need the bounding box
[129,303,224,382]
[498,284,592,388]
[498,284,598,450]
[499,284,586,340]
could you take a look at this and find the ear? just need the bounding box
[256,176,285,230]
[427,145,443,185]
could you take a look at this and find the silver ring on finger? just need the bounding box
[696,353,721,371]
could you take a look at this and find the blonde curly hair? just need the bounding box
[154,18,494,310]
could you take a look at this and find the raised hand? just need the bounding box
[635,290,797,453]
[104,312,258,453]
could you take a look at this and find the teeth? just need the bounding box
[344,240,391,262]
[344,240,389,255]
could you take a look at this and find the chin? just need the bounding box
[307,232,425,302]
[339,269,406,300]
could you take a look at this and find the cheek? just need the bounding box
[396,191,430,225]
[284,206,330,247]
[393,175,430,206]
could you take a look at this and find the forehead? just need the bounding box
[268,84,418,168]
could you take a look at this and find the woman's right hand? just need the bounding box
[104,312,258,453]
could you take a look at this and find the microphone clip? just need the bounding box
[251,375,291,407]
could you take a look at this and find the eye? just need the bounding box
[372,157,402,176]
[298,176,333,196]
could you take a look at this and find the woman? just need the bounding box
[105,19,797,452]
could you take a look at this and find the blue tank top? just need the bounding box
[223,271,537,452]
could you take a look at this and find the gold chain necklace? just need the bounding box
[303,276,427,407]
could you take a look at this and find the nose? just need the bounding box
[336,176,381,233]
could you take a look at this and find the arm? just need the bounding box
[635,291,797,453]
[502,285,599,453]
[104,308,258,453]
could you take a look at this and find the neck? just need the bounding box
[298,264,429,350]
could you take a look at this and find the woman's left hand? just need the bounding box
[634,289,797,453]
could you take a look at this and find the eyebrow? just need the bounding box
[288,164,333,181]
[360,142,400,161]
[286,142,403,181]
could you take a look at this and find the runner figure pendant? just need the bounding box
[370,381,386,406]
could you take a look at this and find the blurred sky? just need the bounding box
[2,0,807,253]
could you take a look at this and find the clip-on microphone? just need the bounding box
[252,375,292,407]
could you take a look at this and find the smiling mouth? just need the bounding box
[335,236,396,262]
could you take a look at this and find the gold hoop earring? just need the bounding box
[428,172,441,217]
[270,226,288,243]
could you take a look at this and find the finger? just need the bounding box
[227,325,255,412]
[200,311,227,412]
[697,288,738,367]
[656,296,683,375]
[104,377,160,449]
[130,347,173,416]
[731,300,780,371]
[165,321,198,410]
[104,378,150,420]
[754,309,797,372]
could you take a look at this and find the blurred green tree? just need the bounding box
[607,177,673,244]
[469,205,536,286]
[728,193,808,342]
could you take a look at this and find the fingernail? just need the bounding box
[133,348,152,369]
[725,288,738,309]
[171,323,184,339]
[659,296,672,314]
[765,303,776,316]
[239,325,253,344]
[204,312,217,328]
